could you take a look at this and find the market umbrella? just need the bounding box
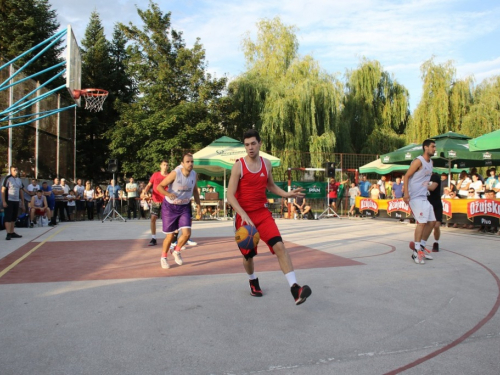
[468,129,500,152]
[360,158,464,175]
[380,132,500,169]
[193,136,281,218]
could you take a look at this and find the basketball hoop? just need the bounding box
[73,88,108,112]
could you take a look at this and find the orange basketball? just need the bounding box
[195,214,201,220]
[235,225,260,250]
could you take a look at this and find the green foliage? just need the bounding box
[108,1,228,178]
[341,59,409,154]
[0,0,63,87]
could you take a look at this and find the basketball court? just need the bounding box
[1,218,499,374]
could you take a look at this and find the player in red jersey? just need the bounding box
[227,129,312,305]
[142,160,169,246]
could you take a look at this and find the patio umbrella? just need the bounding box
[360,158,463,175]
[468,129,500,152]
[381,132,500,169]
[192,136,281,218]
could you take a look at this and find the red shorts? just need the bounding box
[235,208,281,255]
[34,208,46,216]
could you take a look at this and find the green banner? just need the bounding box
[198,180,224,197]
[267,181,327,199]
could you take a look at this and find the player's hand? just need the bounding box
[403,194,410,203]
[2,201,7,208]
[196,206,201,217]
[240,212,255,227]
[288,187,305,198]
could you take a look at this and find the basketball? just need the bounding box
[195,214,201,220]
[235,225,260,250]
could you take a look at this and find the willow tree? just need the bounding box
[341,59,409,154]
[408,58,474,142]
[462,76,500,137]
[228,17,344,174]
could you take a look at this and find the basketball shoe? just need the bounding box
[148,238,157,246]
[409,242,432,260]
[249,278,263,297]
[160,257,170,269]
[186,240,197,246]
[432,242,439,252]
[172,250,183,266]
[291,283,312,305]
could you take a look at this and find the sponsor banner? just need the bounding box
[288,181,326,199]
[360,198,379,214]
[467,199,500,222]
[386,199,412,217]
[442,199,452,218]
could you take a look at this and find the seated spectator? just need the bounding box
[470,174,484,198]
[457,171,471,198]
[348,182,360,216]
[485,168,498,191]
[29,189,51,227]
[25,178,40,212]
[41,181,56,226]
[467,188,478,199]
[291,196,311,219]
[442,187,452,199]
[370,184,380,200]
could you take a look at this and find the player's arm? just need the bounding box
[156,171,177,200]
[2,185,7,208]
[192,179,202,216]
[43,196,48,209]
[403,158,422,202]
[30,195,36,209]
[265,159,304,198]
[227,161,255,226]
[428,182,439,192]
[142,181,152,198]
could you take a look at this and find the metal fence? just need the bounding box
[0,58,76,179]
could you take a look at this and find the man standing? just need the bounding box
[403,139,437,264]
[421,172,442,252]
[328,176,348,212]
[227,129,312,305]
[52,178,65,222]
[126,177,138,220]
[377,175,387,199]
[142,160,169,246]
[156,154,201,269]
[358,175,371,198]
[60,178,71,220]
[2,166,25,240]
[74,179,85,221]
[392,177,403,199]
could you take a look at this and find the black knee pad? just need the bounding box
[267,236,283,248]
[239,246,257,260]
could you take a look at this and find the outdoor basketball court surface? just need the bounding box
[0,217,499,375]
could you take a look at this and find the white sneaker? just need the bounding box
[170,243,186,251]
[186,240,197,246]
[411,250,420,264]
[173,250,183,265]
[160,257,170,269]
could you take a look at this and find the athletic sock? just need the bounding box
[152,235,156,239]
[434,240,440,244]
[285,271,297,287]
[174,245,181,252]
[248,273,257,280]
[161,252,168,258]
[421,240,427,247]
[415,242,421,250]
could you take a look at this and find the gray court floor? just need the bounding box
[0,217,499,375]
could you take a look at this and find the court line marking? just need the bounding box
[0,226,66,279]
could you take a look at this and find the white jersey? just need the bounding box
[408,155,433,199]
[33,195,44,208]
[165,165,197,205]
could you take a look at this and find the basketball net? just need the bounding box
[74,89,108,112]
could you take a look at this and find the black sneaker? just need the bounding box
[30,222,34,228]
[291,283,312,305]
[148,238,157,246]
[6,233,11,240]
[249,278,263,297]
[432,242,439,252]
[10,232,22,238]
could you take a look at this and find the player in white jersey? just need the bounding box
[403,139,437,264]
[156,153,201,269]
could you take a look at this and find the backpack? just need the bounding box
[15,213,29,228]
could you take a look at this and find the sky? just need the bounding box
[51,0,500,111]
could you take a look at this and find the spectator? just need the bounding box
[328,177,348,211]
[377,175,387,199]
[485,168,498,191]
[370,184,380,200]
[74,179,86,221]
[24,178,40,212]
[441,187,452,198]
[440,173,448,197]
[29,189,51,227]
[84,181,95,221]
[94,185,105,221]
[470,167,484,183]
[392,177,403,199]
[60,178,71,219]
[126,177,138,220]
[67,190,76,221]
[139,183,151,220]
[2,166,25,240]
[478,190,498,234]
[291,196,311,219]
[494,178,500,199]
[457,171,471,198]
[358,175,371,198]
[467,188,478,199]
[106,178,122,200]
[448,191,459,200]
[41,181,56,226]
[348,182,360,216]
[470,174,484,198]
[52,178,66,222]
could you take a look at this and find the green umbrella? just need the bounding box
[360,158,464,174]
[468,129,500,152]
[381,131,500,169]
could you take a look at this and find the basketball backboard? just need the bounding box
[66,25,81,106]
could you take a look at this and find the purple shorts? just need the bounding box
[161,201,192,234]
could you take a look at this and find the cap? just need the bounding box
[61,178,65,181]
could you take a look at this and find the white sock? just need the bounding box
[434,239,440,244]
[415,242,421,250]
[152,235,156,239]
[421,239,426,247]
[285,271,297,287]
[248,273,257,280]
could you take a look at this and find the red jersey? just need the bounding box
[150,171,168,203]
[328,182,340,198]
[235,157,269,212]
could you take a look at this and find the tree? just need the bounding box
[109,1,228,177]
[0,0,63,87]
[228,17,344,173]
[341,59,409,154]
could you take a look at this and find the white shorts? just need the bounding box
[409,199,436,224]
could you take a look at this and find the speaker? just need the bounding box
[108,159,119,173]
[324,162,336,177]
